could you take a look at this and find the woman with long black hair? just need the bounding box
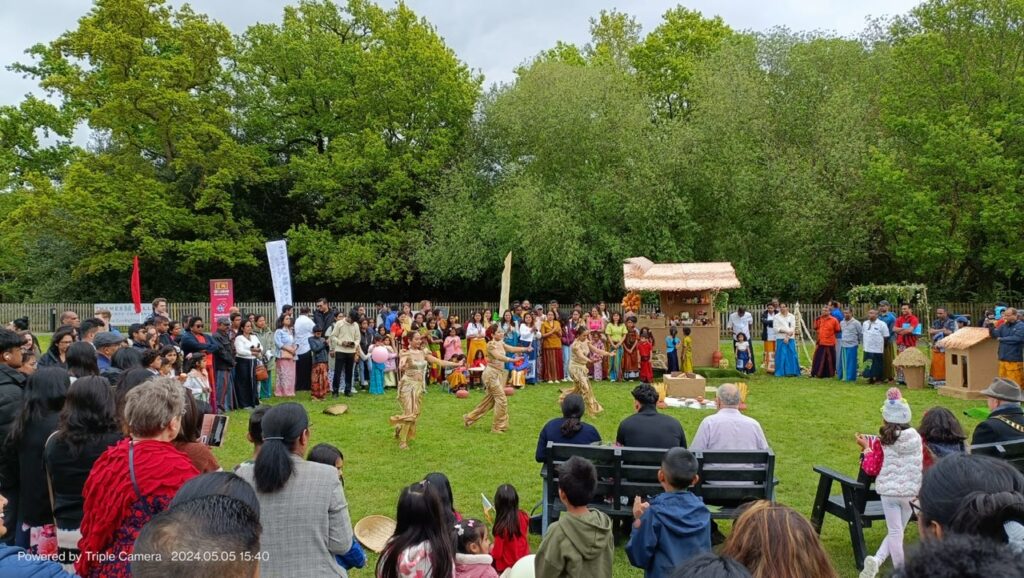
[377,482,455,578]
[43,376,123,563]
[237,403,353,576]
[233,319,262,409]
[535,393,602,462]
[8,367,68,552]
[65,342,99,382]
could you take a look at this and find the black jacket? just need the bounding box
[212,331,236,368]
[36,350,65,369]
[17,411,60,526]
[0,366,27,489]
[616,407,687,449]
[971,404,1024,446]
[44,431,124,529]
[314,308,338,334]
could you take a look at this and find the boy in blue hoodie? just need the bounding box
[626,447,711,578]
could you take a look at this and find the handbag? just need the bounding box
[254,359,269,382]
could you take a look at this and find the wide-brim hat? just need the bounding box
[980,378,1023,402]
[354,515,397,553]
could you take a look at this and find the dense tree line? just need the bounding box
[1,0,1022,303]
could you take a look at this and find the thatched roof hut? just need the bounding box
[939,327,990,351]
[622,258,741,292]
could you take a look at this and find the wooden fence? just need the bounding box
[2,301,1017,337]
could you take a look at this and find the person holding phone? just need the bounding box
[328,309,362,398]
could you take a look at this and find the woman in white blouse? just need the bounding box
[234,318,263,408]
[518,311,540,385]
[773,303,800,377]
[465,311,488,369]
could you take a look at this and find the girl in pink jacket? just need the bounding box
[454,519,499,578]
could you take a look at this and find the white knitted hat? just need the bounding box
[881,387,912,424]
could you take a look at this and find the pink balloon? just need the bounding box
[370,346,390,364]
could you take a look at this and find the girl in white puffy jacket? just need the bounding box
[857,388,922,578]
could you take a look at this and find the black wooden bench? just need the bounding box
[809,466,890,570]
[969,438,1024,471]
[540,442,776,533]
[812,439,1024,570]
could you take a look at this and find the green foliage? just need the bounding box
[847,284,929,306]
[232,0,480,287]
[3,0,1024,302]
[630,6,734,118]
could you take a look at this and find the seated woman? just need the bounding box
[535,394,602,462]
[75,377,199,577]
[236,403,354,577]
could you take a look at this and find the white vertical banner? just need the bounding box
[266,240,293,317]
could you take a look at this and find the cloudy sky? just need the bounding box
[0,0,920,108]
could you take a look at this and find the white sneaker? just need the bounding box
[860,556,880,578]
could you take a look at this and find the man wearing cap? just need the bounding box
[93,332,123,371]
[988,307,1024,386]
[971,378,1024,445]
[212,317,237,412]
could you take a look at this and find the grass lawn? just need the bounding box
[205,341,986,578]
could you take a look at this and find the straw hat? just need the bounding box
[323,404,348,416]
[354,515,397,553]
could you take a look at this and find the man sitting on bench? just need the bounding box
[690,383,770,542]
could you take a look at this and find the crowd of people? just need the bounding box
[726,300,1024,389]
[1,294,1024,577]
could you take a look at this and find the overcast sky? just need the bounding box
[1,0,920,108]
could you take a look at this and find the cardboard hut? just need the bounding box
[940,327,998,400]
[623,258,741,368]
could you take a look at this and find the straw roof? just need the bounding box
[940,327,991,351]
[893,346,928,367]
[623,258,741,292]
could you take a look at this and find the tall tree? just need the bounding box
[868,0,1024,296]
[630,6,734,118]
[233,0,480,287]
[2,0,263,300]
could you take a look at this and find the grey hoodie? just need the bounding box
[535,509,614,578]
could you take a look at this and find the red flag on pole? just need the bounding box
[131,255,142,314]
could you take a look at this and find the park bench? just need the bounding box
[969,438,1024,472]
[811,438,1024,570]
[539,442,776,534]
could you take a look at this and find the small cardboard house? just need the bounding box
[940,327,998,400]
[622,258,740,368]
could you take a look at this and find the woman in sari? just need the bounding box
[621,317,640,381]
[773,304,800,377]
[465,311,488,373]
[273,313,297,397]
[540,311,563,383]
[605,312,626,382]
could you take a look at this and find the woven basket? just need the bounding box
[354,515,397,553]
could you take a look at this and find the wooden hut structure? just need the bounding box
[940,327,999,400]
[623,258,741,368]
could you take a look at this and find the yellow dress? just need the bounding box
[561,339,603,416]
[389,357,427,445]
[465,341,510,432]
[682,336,694,373]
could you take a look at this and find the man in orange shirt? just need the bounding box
[811,306,841,378]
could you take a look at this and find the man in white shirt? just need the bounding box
[727,307,755,369]
[862,309,891,384]
[690,383,770,543]
[293,306,315,392]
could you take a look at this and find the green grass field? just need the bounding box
[204,342,985,578]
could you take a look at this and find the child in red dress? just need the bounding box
[490,484,530,574]
[638,327,654,383]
